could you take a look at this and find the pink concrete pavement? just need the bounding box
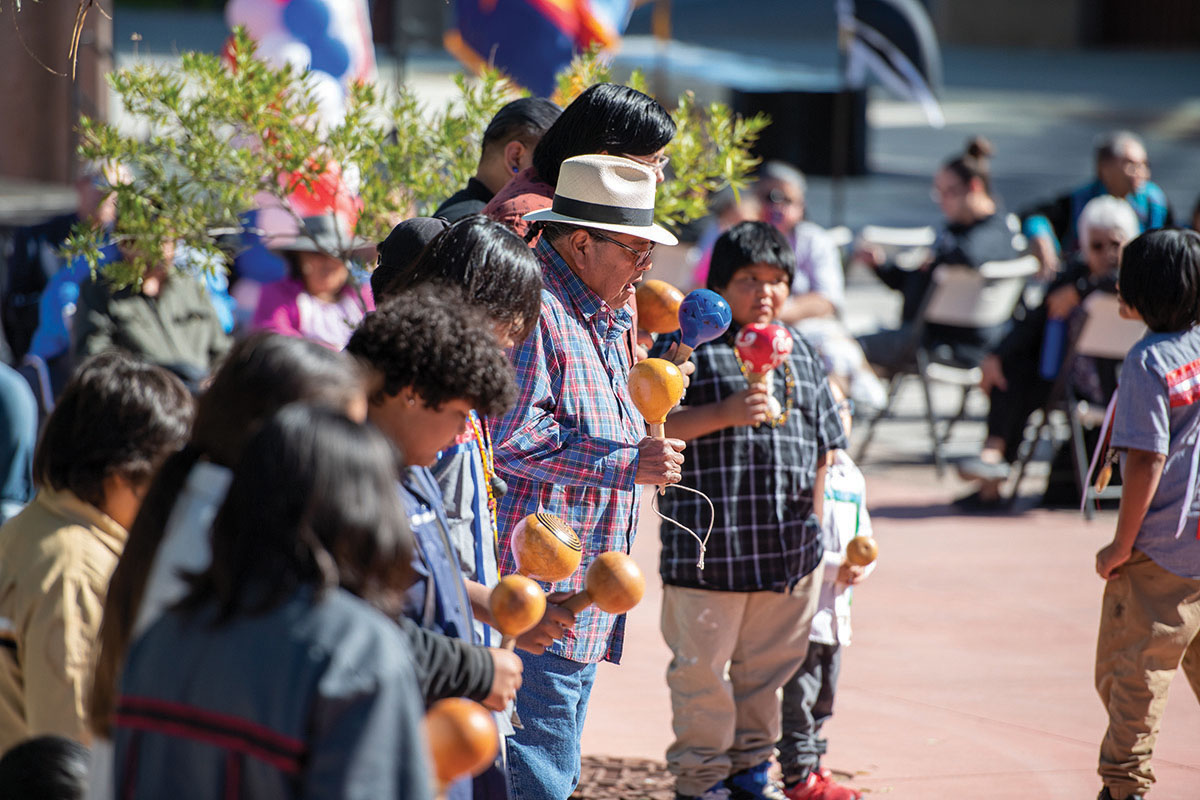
[580,475,1200,799]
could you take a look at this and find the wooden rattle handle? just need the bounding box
[500,634,517,651]
[649,421,668,494]
[670,343,694,365]
[560,590,591,615]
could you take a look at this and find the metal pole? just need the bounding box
[830,15,850,227]
[651,0,671,101]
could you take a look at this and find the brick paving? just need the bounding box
[572,756,675,800]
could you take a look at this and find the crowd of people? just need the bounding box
[0,79,1197,800]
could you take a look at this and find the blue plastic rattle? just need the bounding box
[672,289,732,364]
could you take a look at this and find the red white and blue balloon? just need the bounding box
[225,0,375,126]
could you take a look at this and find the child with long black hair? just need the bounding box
[111,406,430,799]
[87,333,366,799]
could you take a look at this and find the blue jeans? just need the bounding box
[0,365,36,524]
[506,651,597,800]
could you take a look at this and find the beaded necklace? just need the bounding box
[727,332,795,428]
[468,411,499,544]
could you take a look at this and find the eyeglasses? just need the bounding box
[622,153,670,171]
[1118,156,1150,173]
[761,187,801,207]
[590,230,655,267]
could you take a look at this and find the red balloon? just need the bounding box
[281,160,361,228]
[733,323,793,374]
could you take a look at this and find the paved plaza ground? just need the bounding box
[580,461,1200,799]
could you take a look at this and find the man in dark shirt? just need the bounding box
[434,97,561,223]
[1020,131,1172,275]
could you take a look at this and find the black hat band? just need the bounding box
[552,195,654,227]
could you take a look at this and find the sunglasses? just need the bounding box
[762,187,800,206]
[590,230,655,268]
[623,153,670,171]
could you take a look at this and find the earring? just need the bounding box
[407,397,416,406]
[512,165,519,173]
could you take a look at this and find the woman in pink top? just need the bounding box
[254,214,374,350]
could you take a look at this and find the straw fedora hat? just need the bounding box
[523,154,678,246]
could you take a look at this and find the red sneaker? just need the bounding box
[782,772,862,800]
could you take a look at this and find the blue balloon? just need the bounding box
[283,0,332,39]
[678,289,732,349]
[310,36,351,79]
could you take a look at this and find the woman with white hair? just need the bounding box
[955,194,1141,508]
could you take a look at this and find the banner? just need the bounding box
[837,0,944,128]
[446,0,634,96]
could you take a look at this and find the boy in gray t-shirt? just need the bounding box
[1093,229,1200,800]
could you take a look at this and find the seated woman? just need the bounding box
[111,406,431,798]
[956,195,1141,506]
[856,137,1020,373]
[254,215,374,350]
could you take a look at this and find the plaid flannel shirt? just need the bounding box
[492,238,645,664]
[652,326,847,592]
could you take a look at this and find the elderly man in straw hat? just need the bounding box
[491,154,685,799]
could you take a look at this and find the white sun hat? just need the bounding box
[523,154,679,246]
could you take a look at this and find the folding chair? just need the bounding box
[851,225,936,272]
[827,225,854,250]
[1007,292,1146,517]
[856,255,1040,475]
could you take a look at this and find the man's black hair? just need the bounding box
[382,215,542,343]
[482,97,562,150]
[532,83,676,189]
[0,735,88,800]
[706,221,797,291]
[33,351,193,507]
[345,286,516,418]
[1118,228,1200,333]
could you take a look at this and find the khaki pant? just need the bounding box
[662,574,820,796]
[1095,549,1200,799]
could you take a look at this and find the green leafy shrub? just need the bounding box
[66,30,769,286]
